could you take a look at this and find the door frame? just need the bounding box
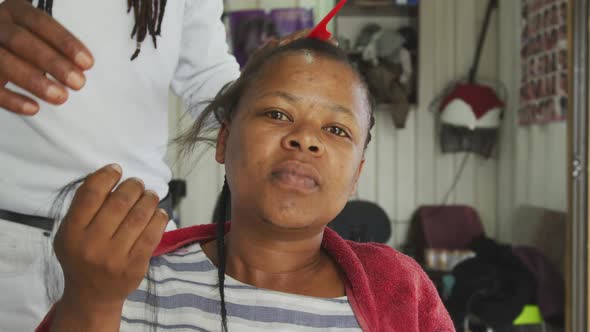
[567,0,588,330]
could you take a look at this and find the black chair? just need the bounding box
[328,200,392,243]
[168,179,187,227]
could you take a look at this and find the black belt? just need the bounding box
[0,194,173,233]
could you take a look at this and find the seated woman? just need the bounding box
[37,39,453,332]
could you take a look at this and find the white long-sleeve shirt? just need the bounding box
[0,0,240,217]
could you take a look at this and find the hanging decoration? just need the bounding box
[351,24,417,129]
[436,0,504,159]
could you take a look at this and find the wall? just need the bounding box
[168,0,506,249]
[496,0,568,243]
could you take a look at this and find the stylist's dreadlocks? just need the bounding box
[30,0,168,60]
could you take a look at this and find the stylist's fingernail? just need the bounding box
[108,163,122,174]
[22,102,38,114]
[158,208,169,219]
[145,190,159,199]
[66,71,85,90]
[46,85,65,100]
[75,52,93,69]
[131,177,145,187]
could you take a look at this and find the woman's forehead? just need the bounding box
[240,51,371,126]
[262,50,348,73]
[252,52,365,103]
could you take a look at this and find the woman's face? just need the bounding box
[216,51,370,230]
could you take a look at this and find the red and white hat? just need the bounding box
[439,83,505,130]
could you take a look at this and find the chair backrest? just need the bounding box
[328,200,392,243]
[407,205,485,263]
[511,205,566,275]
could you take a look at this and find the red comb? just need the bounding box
[307,0,347,41]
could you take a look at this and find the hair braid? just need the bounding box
[215,179,230,331]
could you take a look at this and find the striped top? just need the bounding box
[121,242,362,332]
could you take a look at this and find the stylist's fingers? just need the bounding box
[86,177,145,239]
[129,208,168,267]
[0,47,68,104]
[63,164,123,230]
[112,190,160,254]
[278,28,339,47]
[255,28,339,60]
[278,28,311,46]
[327,35,339,46]
[266,28,339,50]
[0,81,39,114]
[4,0,94,70]
[0,0,92,114]
[256,37,279,55]
[0,22,87,91]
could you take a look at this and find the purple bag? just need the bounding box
[229,8,314,68]
[269,8,314,37]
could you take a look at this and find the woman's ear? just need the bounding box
[215,123,229,164]
[350,158,365,197]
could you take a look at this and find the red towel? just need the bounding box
[37,224,454,331]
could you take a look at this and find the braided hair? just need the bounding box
[31,0,168,60]
[212,179,230,332]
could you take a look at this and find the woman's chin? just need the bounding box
[262,215,316,230]
[237,193,337,231]
[259,208,328,231]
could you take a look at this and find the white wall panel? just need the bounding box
[394,110,416,224]
[496,0,567,243]
[415,1,436,212]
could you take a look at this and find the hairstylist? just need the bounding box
[0,1,240,330]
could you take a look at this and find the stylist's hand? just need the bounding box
[249,29,338,67]
[51,164,168,331]
[259,28,339,52]
[0,0,93,115]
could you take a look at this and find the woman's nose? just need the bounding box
[282,128,325,156]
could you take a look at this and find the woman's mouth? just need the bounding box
[271,160,320,193]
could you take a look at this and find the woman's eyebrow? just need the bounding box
[258,91,300,103]
[327,103,354,117]
[258,90,354,117]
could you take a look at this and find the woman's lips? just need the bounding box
[271,160,320,193]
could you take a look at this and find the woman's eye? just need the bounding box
[325,126,349,137]
[265,110,290,121]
